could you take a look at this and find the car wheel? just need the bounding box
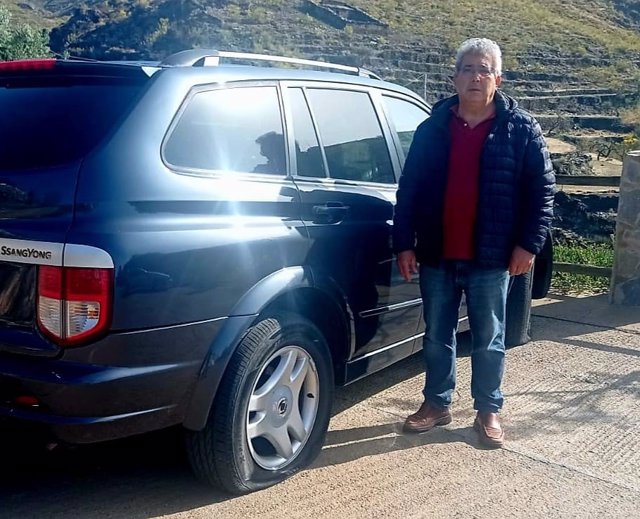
[505,267,534,347]
[186,313,334,494]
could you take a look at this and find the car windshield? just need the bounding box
[0,77,144,171]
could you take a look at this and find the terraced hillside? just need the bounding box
[3,0,639,161]
[2,0,635,283]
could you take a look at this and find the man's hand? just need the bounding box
[509,246,535,276]
[397,250,418,282]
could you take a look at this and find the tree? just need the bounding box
[0,7,51,60]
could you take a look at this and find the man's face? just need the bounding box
[453,52,502,107]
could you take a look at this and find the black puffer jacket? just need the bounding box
[393,90,555,269]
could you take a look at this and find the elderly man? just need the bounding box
[393,38,555,447]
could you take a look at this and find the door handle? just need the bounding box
[312,202,349,223]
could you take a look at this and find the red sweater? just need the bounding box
[442,110,494,260]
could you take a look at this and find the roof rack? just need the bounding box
[160,49,381,80]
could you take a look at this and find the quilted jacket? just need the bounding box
[393,90,556,269]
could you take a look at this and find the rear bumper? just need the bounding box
[0,318,223,443]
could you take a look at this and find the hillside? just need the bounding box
[4,2,640,86]
[1,0,637,261]
[0,0,62,28]
[2,0,639,145]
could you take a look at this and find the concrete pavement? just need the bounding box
[161,293,640,517]
[1,293,638,518]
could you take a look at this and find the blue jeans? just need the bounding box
[419,261,510,413]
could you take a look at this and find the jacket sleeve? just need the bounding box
[393,123,428,254]
[518,119,556,255]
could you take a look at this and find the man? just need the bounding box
[393,38,555,448]
[253,131,286,174]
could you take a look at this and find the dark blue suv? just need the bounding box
[0,50,551,494]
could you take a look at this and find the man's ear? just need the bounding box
[495,75,503,87]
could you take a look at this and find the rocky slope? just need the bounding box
[5,0,638,245]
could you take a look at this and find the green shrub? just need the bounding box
[552,242,614,294]
[0,6,51,60]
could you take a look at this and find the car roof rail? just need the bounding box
[160,49,381,80]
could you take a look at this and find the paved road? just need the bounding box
[1,293,638,518]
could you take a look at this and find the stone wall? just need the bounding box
[610,151,640,305]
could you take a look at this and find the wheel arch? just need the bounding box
[261,284,353,382]
[183,266,353,431]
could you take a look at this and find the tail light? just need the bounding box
[37,266,113,347]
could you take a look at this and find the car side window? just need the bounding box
[382,96,429,159]
[305,89,395,184]
[164,86,286,175]
[288,88,326,178]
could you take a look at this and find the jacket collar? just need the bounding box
[430,90,515,128]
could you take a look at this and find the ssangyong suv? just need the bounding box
[0,50,552,494]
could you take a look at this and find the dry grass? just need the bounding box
[347,0,640,66]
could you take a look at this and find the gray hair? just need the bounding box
[455,38,503,76]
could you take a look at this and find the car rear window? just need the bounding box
[0,77,144,171]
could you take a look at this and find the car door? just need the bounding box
[105,81,310,329]
[379,93,470,340]
[282,83,423,374]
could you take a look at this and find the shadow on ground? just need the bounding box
[2,293,634,516]
[505,292,640,442]
[532,292,640,334]
[532,293,640,358]
[0,426,226,518]
[0,350,435,517]
[313,423,481,470]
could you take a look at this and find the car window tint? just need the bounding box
[382,96,429,158]
[0,78,143,171]
[165,86,285,175]
[288,88,325,178]
[305,89,394,184]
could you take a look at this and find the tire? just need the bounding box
[532,232,553,299]
[185,313,334,494]
[505,267,534,348]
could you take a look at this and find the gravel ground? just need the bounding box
[1,293,638,519]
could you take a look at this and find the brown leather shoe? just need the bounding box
[474,412,504,448]
[403,401,452,433]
